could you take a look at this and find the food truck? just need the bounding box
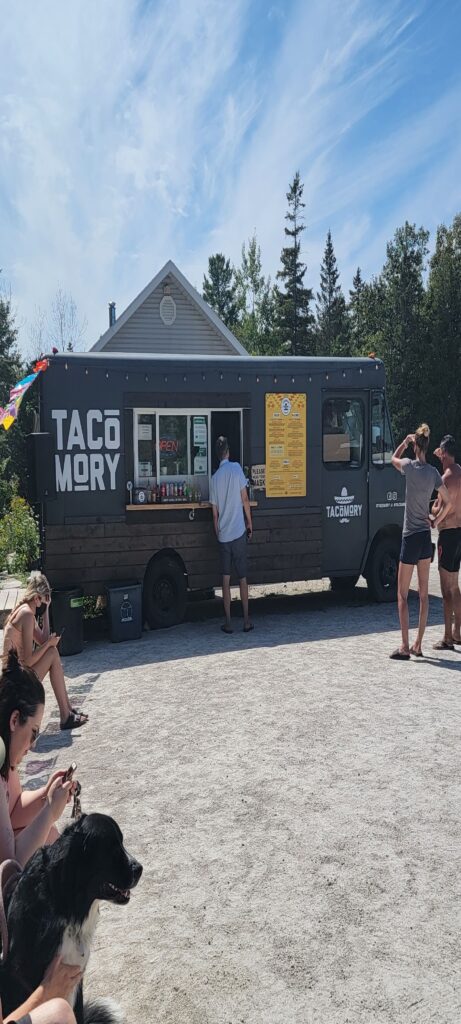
[29,352,404,627]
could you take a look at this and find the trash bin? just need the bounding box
[51,587,84,656]
[105,582,142,643]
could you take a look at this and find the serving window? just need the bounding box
[134,409,240,502]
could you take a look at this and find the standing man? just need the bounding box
[432,435,461,650]
[210,435,253,634]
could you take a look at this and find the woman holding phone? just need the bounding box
[2,572,87,730]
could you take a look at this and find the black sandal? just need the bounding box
[389,648,410,660]
[71,707,88,719]
[60,711,88,731]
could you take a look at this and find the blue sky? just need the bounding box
[1,0,460,353]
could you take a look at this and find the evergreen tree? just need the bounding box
[375,222,429,440]
[315,230,350,355]
[0,284,31,515]
[424,214,461,447]
[203,254,238,329]
[234,234,277,353]
[274,172,314,355]
[348,267,366,354]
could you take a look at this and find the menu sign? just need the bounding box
[265,393,306,498]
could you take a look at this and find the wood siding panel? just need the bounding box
[103,275,238,356]
[44,512,323,595]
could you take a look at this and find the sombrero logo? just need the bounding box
[326,486,362,524]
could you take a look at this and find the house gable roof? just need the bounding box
[90,260,247,355]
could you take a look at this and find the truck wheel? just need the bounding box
[144,557,187,628]
[366,537,400,603]
[329,575,359,593]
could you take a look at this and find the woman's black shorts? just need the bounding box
[438,528,461,573]
[400,529,432,564]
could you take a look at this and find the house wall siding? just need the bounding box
[103,275,238,356]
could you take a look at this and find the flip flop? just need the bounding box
[389,648,410,660]
[432,640,455,651]
[60,712,88,731]
[410,648,424,658]
[71,707,88,719]
[221,624,233,634]
[243,623,254,633]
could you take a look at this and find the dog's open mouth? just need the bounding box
[103,881,131,905]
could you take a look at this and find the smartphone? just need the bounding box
[246,527,251,540]
[63,761,77,782]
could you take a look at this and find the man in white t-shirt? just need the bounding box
[209,436,253,634]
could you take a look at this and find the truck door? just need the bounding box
[369,390,405,536]
[321,392,368,575]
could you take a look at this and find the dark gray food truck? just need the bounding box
[29,352,404,628]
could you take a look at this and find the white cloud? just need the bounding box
[0,0,459,351]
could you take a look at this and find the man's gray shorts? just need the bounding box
[219,531,248,579]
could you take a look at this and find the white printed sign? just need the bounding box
[325,486,363,525]
[52,409,121,492]
[193,417,207,446]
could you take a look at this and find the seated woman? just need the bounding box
[0,650,77,867]
[2,573,87,731]
[2,955,80,1024]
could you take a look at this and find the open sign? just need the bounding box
[160,437,179,454]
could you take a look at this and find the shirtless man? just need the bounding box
[432,435,461,650]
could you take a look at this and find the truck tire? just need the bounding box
[329,575,359,593]
[144,557,187,628]
[366,536,400,603]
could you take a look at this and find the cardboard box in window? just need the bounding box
[323,433,350,462]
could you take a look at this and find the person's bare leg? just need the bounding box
[397,562,414,653]
[222,575,232,629]
[28,998,76,1024]
[412,558,431,654]
[453,578,461,642]
[33,649,87,726]
[439,568,455,643]
[239,577,251,628]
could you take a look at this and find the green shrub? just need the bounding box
[0,496,39,574]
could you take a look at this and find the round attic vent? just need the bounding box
[160,294,176,326]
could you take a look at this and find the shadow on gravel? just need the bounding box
[60,585,448,676]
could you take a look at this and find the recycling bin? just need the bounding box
[51,587,84,656]
[105,582,142,643]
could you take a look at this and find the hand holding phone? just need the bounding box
[63,762,77,783]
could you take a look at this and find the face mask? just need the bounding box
[36,602,48,617]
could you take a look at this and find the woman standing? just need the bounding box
[390,424,452,659]
[2,573,87,730]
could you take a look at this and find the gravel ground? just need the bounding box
[2,565,461,1024]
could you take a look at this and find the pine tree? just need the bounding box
[234,234,277,353]
[0,284,29,514]
[274,172,314,355]
[375,222,429,440]
[348,267,366,354]
[424,215,461,447]
[203,254,239,329]
[315,230,350,356]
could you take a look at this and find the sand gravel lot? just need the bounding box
[3,565,460,1024]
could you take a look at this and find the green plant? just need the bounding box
[0,496,39,574]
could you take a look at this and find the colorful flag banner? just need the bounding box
[0,359,49,431]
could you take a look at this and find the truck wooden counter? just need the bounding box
[30,352,404,628]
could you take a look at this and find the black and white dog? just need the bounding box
[0,813,142,1024]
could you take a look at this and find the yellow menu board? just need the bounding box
[265,393,306,498]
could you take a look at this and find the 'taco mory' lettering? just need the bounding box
[52,409,121,492]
